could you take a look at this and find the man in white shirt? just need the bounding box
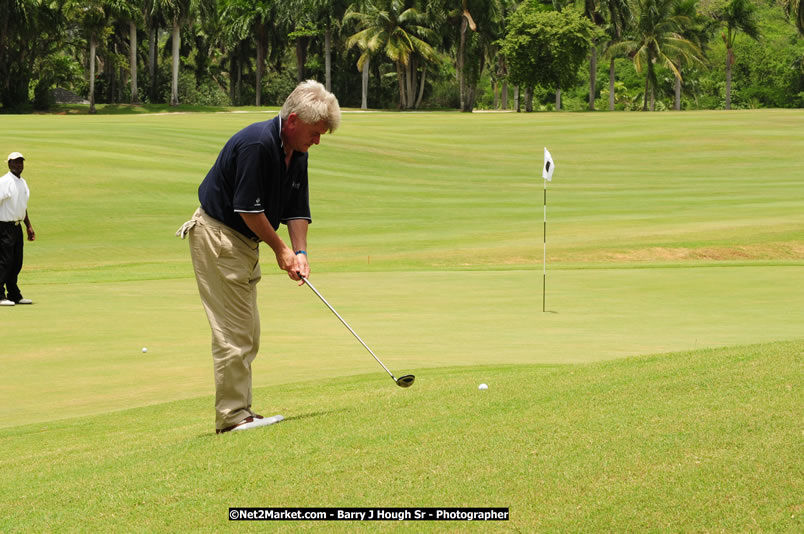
[0,152,35,306]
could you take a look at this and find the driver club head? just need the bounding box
[395,375,415,388]
[300,275,415,390]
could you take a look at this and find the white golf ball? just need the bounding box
[142,347,148,353]
[478,383,488,390]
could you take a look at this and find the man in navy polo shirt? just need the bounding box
[177,80,340,434]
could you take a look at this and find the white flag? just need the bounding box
[542,147,555,181]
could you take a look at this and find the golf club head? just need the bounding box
[395,375,415,388]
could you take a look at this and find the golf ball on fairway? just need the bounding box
[478,383,488,391]
[142,347,148,353]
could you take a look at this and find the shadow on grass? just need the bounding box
[282,410,345,422]
[197,409,345,438]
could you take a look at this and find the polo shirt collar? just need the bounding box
[276,114,304,165]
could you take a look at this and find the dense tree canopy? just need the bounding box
[608,0,705,110]
[500,5,601,111]
[0,0,802,112]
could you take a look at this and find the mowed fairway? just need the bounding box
[0,110,802,531]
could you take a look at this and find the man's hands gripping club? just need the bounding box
[240,213,310,285]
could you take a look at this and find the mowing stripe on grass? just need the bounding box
[0,341,800,532]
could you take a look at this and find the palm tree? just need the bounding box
[1,0,37,108]
[712,0,760,110]
[120,0,144,104]
[189,0,218,85]
[288,0,350,91]
[491,0,518,110]
[128,14,138,103]
[152,0,192,106]
[141,0,163,102]
[345,0,439,109]
[670,0,708,110]
[220,0,277,106]
[599,0,633,110]
[343,0,375,108]
[782,0,803,35]
[608,0,703,111]
[283,7,316,83]
[424,0,506,112]
[457,0,510,112]
[456,0,477,112]
[67,0,129,113]
[1,0,67,110]
[577,0,606,110]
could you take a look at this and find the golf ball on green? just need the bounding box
[478,383,488,390]
[142,347,148,353]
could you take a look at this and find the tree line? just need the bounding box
[2,0,802,113]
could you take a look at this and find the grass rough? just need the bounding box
[1,341,801,532]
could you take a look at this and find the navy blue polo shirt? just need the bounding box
[198,115,311,240]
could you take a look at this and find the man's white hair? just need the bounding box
[280,80,341,133]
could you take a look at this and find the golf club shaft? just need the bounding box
[301,276,396,379]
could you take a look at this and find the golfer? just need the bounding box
[0,152,35,307]
[177,80,340,434]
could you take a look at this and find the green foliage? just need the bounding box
[288,20,321,40]
[607,0,705,110]
[782,0,804,35]
[689,2,804,109]
[344,0,439,108]
[152,0,193,24]
[500,5,602,94]
[733,38,803,107]
[716,0,761,49]
[461,26,486,87]
[160,69,230,105]
[0,0,66,112]
[2,0,802,110]
[599,79,640,109]
[261,68,299,106]
[344,0,438,67]
[427,59,461,108]
[32,54,83,111]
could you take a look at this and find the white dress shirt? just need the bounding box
[0,171,30,222]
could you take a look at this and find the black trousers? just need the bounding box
[0,221,24,302]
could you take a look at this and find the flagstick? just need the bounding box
[541,146,554,313]
[543,178,547,313]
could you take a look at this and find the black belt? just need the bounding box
[0,220,22,226]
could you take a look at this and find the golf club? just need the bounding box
[300,275,415,388]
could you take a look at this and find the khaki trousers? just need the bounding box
[188,208,262,430]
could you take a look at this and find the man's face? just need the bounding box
[8,158,24,177]
[285,113,329,153]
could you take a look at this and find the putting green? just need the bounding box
[4,266,802,427]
